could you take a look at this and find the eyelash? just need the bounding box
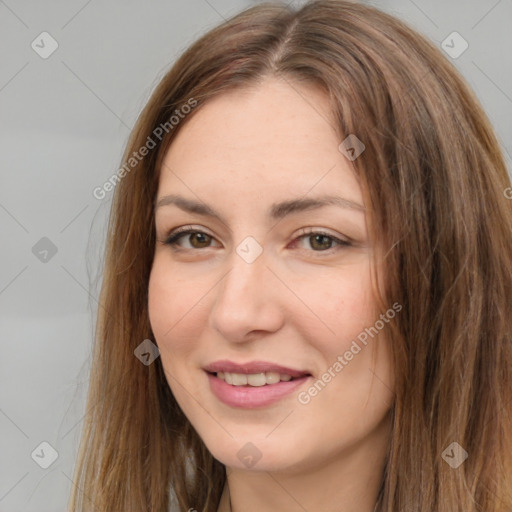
[161,225,352,255]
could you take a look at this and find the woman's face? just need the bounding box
[148,77,395,473]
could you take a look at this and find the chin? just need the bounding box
[199,432,312,474]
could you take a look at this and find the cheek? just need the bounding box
[147,260,205,356]
[291,261,378,352]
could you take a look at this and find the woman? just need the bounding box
[68,1,512,511]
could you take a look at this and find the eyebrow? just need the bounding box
[154,194,365,224]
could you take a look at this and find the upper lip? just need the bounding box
[204,360,311,378]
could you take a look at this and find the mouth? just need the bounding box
[203,360,312,408]
[204,360,311,384]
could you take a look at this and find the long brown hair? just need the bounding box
[68,1,512,510]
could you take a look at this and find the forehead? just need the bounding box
[158,77,362,205]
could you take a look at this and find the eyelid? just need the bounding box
[295,226,351,243]
[166,224,207,237]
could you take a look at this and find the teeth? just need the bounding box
[247,373,266,386]
[216,371,295,386]
[232,373,248,386]
[265,372,280,384]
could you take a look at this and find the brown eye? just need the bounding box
[293,229,351,253]
[187,232,212,248]
[165,229,216,249]
[308,233,335,251]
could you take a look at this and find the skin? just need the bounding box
[148,76,395,512]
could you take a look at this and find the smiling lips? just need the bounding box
[204,360,312,408]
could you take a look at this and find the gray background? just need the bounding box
[0,0,510,510]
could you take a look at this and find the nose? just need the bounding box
[208,243,284,343]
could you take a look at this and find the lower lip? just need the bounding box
[207,372,311,408]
